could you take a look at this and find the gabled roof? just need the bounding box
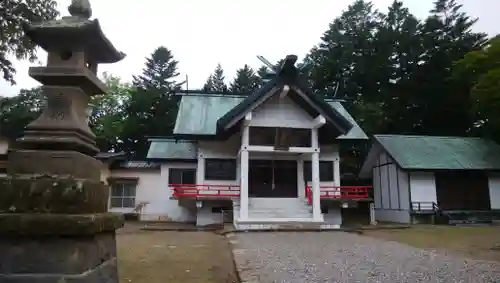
[359,135,500,177]
[172,55,367,141]
[147,139,197,160]
[173,95,367,140]
[216,55,352,135]
[174,95,242,136]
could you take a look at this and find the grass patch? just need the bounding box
[364,225,500,262]
[117,223,239,283]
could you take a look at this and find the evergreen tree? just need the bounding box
[229,64,261,94]
[256,66,270,78]
[121,47,181,156]
[202,64,229,93]
[409,0,486,135]
[1,0,58,84]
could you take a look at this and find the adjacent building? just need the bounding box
[359,135,500,224]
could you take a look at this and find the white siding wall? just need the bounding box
[250,96,315,128]
[409,172,437,203]
[156,163,197,222]
[398,169,410,210]
[488,173,500,209]
[372,150,411,223]
[108,170,167,220]
[198,134,241,187]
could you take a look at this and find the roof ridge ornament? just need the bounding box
[68,0,92,19]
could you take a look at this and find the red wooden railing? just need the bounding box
[305,185,371,204]
[170,184,240,198]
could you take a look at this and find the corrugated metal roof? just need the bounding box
[174,95,243,135]
[147,140,198,160]
[173,94,367,140]
[375,135,500,170]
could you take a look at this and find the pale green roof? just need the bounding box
[147,140,197,160]
[173,94,367,140]
[174,95,243,135]
[375,135,500,170]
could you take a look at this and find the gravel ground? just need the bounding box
[228,232,500,283]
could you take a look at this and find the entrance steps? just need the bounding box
[249,197,312,218]
[233,198,335,230]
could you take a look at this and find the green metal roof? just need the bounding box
[146,140,197,160]
[174,95,243,135]
[173,95,367,140]
[375,135,500,170]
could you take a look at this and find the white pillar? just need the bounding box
[240,125,250,220]
[297,157,305,199]
[196,154,205,185]
[334,157,340,188]
[311,128,321,221]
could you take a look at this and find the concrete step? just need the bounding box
[234,222,339,231]
[248,214,313,219]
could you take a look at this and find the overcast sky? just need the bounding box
[0,0,497,96]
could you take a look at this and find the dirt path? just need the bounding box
[117,224,238,283]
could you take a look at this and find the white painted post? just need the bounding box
[311,128,321,221]
[369,202,377,225]
[334,154,341,198]
[297,157,305,199]
[334,156,341,187]
[240,125,250,220]
[196,154,205,185]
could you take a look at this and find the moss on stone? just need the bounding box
[0,175,109,214]
[0,213,124,236]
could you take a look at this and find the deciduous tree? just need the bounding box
[1,0,59,84]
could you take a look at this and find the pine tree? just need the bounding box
[229,65,260,94]
[202,64,229,93]
[121,46,181,156]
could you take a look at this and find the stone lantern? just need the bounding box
[0,0,125,282]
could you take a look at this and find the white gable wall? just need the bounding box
[249,95,315,128]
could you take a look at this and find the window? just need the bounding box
[205,159,237,180]
[303,161,334,181]
[169,168,196,184]
[249,127,311,147]
[110,180,137,208]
